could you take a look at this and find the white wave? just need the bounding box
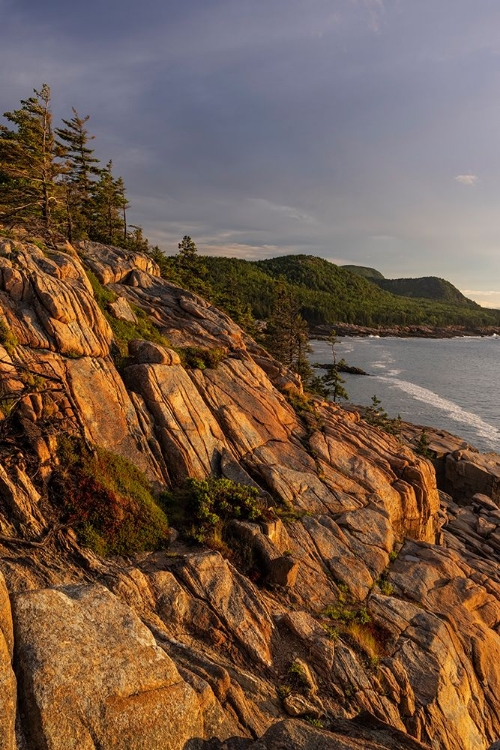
[387,369,402,376]
[378,376,500,446]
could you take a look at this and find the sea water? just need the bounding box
[309,336,500,454]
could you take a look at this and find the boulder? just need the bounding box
[107,296,138,323]
[12,583,203,749]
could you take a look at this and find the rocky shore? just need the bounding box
[0,238,500,749]
[312,322,500,339]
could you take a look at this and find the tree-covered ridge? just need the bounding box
[342,264,385,280]
[198,254,500,328]
[344,265,479,308]
[372,276,479,307]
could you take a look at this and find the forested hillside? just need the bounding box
[200,254,500,328]
[373,276,479,306]
[342,264,385,280]
[343,265,480,308]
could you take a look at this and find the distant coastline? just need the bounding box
[311,323,500,339]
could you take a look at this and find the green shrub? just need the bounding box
[415,429,432,458]
[162,476,264,545]
[176,346,226,370]
[288,660,308,686]
[322,602,371,625]
[364,395,402,436]
[105,310,170,358]
[53,436,169,557]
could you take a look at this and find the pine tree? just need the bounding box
[321,366,348,402]
[173,236,211,296]
[0,84,65,235]
[176,236,199,273]
[89,160,126,245]
[266,280,312,380]
[56,108,101,241]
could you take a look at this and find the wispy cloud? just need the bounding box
[349,0,386,33]
[249,198,317,224]
[455,174,478,186]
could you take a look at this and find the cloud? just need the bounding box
[249,199,317,224]
[349,0,386,33]
[455,174,478,186]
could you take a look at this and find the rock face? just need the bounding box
[13,584,202,750]
[0,238,499,749]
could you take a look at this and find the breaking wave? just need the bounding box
[378,376,500,448]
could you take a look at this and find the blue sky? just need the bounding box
[2,0,500,306]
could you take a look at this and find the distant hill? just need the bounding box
[372,276,479,307]
[342,264,385,280]
[343,266,477,308]
[200,254,500,328]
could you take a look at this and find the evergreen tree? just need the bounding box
[126,225,150,253]
[321,365,348,402]
[56,108,101,241]
[173,236,211,296]
[266,280,312,380]
[89,160,126,245]
[176,236,199,272]
[0,84,65,235]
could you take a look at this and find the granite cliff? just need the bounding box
[0,238,499,749]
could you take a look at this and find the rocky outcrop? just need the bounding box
[445,450,500,504]
[13,583,203,750]
[0,238,499,749]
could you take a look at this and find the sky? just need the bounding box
[1,0,500,307]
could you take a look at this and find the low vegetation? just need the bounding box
[177,346,226,370]
[85,269,170,360]
[321,587,386,667]
[0,319,18,353]
[363,395,402,436]
[161,476,266,546]
[52,436,169,557]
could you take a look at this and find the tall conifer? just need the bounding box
[89,160,126,245]
[56,109,101,241]
[0,84,65,235]
[265,280,312,380]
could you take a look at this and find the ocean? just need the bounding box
[309,336,500,454]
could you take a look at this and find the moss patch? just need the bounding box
[0,319,18,353]
[84,268,170,359]
[53,436,169,557]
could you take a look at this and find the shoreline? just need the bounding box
[311,323,500,339]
